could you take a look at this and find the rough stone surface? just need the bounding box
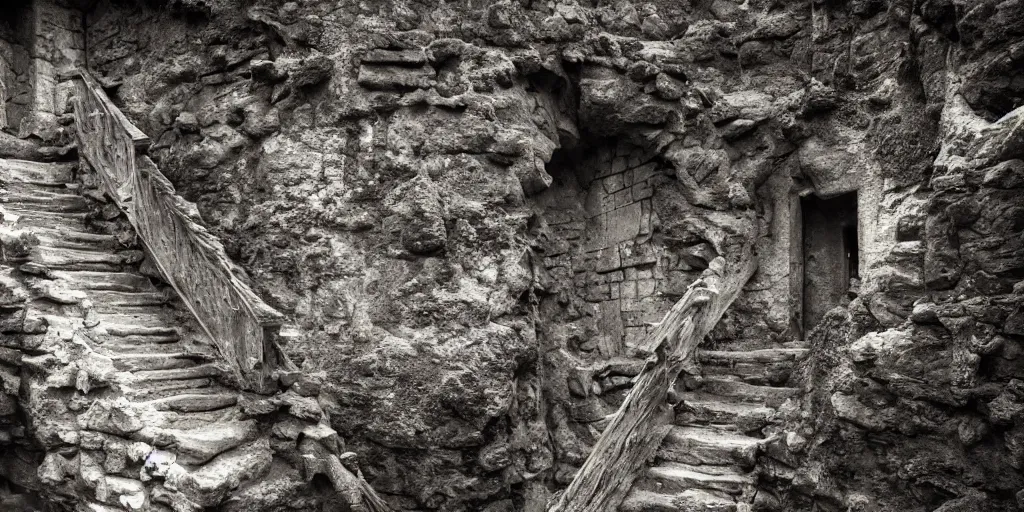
[0,0,1019,510]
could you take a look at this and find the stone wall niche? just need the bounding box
[800,191,859,334]
[532,138,680,358]
[22,0,83,140]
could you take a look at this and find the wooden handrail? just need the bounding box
[548,249,757,512]
[69,67,285,393]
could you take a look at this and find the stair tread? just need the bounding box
[693,376,800,403]
[651,461,750,479]
[80,289,169,306]
[29,247,131,270]
[48,270,155,292]
[683,393,777,415]
[132,364,224,382]
[92,311,182,328]
[2,193,92,212]
[138,419,259,465]
[658,425,762,467]
[700,348,809,364]
[4,210,90,229]
[174,439,273,507]
[0,159,75,185]
[130,377,215,393]
[621,489,736,512]
[666,425,763,448]
[111,351,211,371]
[142,391,239,412]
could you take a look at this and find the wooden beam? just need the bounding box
[548,250,757,512]
[299,439,394,512]
[69,68,150,150]
[70,66,286,392]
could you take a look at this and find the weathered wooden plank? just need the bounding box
[299,438,394,512]
[548,251,757,512]
[70,67,286,393]
[69,68,150,149]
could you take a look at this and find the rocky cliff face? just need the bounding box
[76,0,1024,510]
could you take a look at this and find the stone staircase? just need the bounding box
[619,344,808,512]
[0,158,288,510]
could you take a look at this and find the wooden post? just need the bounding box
[299,439,394,512]
[549,251,757,512]
[69,67,285,393]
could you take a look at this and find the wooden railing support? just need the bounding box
[549,250,757,512]
[69,68,285,393]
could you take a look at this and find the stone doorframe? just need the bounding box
[0,0,84,140]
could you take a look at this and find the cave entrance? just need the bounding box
[800,191,859,335]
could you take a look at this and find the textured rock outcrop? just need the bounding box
[0,0,1009,510]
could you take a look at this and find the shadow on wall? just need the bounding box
[0,0,33,133]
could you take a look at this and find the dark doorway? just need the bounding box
[801,191,858,334]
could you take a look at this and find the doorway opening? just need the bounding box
[800,191,858,334]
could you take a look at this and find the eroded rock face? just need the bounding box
[75,0,1024,510]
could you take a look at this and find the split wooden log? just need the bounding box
[299,439,393,512]
[548,250,757,512]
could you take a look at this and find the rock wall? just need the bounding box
[25,0,84,141]
[77,0,1024,511]
[766,2,1024,511]
[0,1,33,132]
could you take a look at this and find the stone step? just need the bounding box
[138,419,260,465]
[111,352,210,371]
[1,191,92,212]
[4,209,90,229]
[142,391,239,412]
[621,489,737,512]
[29,246,141,271]
[701,362,798,387]
[657,426,761,468]
[92,310,181,330]
[639,462,754,496]
[82,290,169,309]
[92,332,182,346]
[31,280,89,305]
[48,270,155,292]
[128,377,216,400]
[0,160,75,185]
[169,438,273,507]
[0,177,76,196]
[699,348,809,365]
[676,392,775,432]
[29,227,122,251]
[692,376,800,405]
[133,364,224,383]
[92,323,181,338]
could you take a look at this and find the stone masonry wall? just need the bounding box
[24,0,83,141]
[535,140,674,357]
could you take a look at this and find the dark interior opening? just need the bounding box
[843,221,859,282]
[801,191,858,334]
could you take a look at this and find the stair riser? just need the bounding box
[622,491,738,512]
[699,349,809,365]
[639,473,750,497]
[657,441,758,468]
[3,196,92,213]
[145,393,238,412]
[701,363,796,386]
[114,357,203,372]
[675,405,771,433]
[695,380,800,405]
[48,271,155,293]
